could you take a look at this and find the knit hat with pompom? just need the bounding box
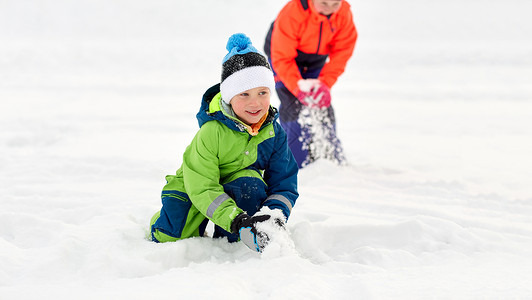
[220,33,275,104]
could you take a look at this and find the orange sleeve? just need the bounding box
[319,8,358,88]
[270,3,304,96]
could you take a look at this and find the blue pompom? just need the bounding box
[221,33,260,64]
[226,33,252,52]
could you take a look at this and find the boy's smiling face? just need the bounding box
[230,86,271,125]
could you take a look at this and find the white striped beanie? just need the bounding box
[220,33,275,104]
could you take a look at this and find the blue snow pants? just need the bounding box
[150,169,267,243]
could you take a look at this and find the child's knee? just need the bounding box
[149,211,174,243]
[223,170,268,215]
[150,192,205,243]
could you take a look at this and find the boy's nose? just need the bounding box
[249,96,260,105]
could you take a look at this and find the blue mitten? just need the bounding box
[231,213,271,252]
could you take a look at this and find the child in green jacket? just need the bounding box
[150,33,299,253]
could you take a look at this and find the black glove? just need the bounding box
[231,213,271,253]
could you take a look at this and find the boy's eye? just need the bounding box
[240,93,249,97]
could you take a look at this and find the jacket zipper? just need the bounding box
[316,21,323,54]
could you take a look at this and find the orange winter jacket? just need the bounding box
[265,0,357,96]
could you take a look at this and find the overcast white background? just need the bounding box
[1,0,532,298]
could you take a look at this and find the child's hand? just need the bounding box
[231,213,272,253]
[313,82,331,108]
[296,79,331,108]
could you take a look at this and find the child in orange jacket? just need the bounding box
[264,0,357,168]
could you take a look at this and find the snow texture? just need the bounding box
[298,105,347,167]
[1,0,532,299]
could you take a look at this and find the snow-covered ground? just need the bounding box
[1,0,532,298]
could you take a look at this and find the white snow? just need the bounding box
[1,0,532,298]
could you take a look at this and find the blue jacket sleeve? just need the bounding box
[262,122,299,219]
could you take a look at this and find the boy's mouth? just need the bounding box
[246,110,261,116]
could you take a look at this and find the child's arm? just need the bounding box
[270,5,305,96]
[182,123,244,232]
[262,122,299,219]
[318,9,358,88]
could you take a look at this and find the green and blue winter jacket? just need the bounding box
[154,84,298,239]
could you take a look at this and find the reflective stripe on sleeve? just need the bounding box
[206,193,231,218]
[265,194,293,212]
